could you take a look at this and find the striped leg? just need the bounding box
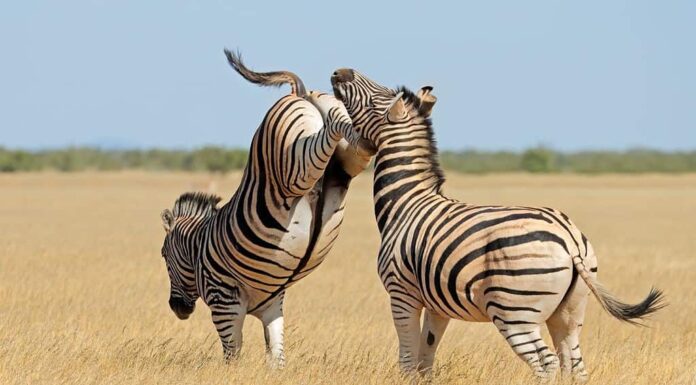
[547,281,590,382]
[207,286,247,362]
[211,302,246,361]
[417,309,449,374]
[553,328,587,382]
[260,295,285,368]
[390,295,423,372]
[497,323,558,379]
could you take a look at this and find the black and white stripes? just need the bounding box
[158,54,372,365]
[328,69,665,381]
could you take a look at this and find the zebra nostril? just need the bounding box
[331,68,354,84]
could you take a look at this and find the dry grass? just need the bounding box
[1,172,695,385]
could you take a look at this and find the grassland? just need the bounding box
[1,172,695,384]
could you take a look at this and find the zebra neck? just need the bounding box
[372,121,445,232]
[185,217,214,266]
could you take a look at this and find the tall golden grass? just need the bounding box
[1,172,694,384]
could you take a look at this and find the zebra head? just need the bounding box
[160,192,221,320]
[331,69,437,149]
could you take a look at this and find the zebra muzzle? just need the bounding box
[169,296,195,320]
[331,68,354,84]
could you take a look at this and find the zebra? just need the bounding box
[158,52,374,366]
[325,68,665,381]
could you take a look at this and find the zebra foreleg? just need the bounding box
[390,295,423,372]
[260,295,285,368]
[207,286,247,362]
[417,309,450,374]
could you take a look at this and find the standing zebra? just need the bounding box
[326,68,665,381]
[159,52,374,366]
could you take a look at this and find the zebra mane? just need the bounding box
[172,192,223,218]
[395,86,446,192]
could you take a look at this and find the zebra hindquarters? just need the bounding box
[464,245,574,325]
[473,251,574,378]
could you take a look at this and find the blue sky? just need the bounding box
[1,1,694,151]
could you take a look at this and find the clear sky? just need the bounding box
[1,1,694,151]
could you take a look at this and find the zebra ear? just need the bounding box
[161,209,175,232]
[385,92,407,122]
[417,86,437,117]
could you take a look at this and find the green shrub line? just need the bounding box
[1,146,695,174]
[441,148,696,174]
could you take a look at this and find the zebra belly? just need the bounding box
[291,159,352,280]
[277,194,317,261]
[243,169,352,309]
[298,187,348,278]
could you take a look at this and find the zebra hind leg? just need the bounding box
[417,309,450,374]
[546,278,590,382]
[260,295,285,368]
[496,322,559,379]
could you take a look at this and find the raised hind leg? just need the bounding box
[495,321,559,379]
[417,309,450,374]
[547,279,590,382]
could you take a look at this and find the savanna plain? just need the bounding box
[1,172,695,385]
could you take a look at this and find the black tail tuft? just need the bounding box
[601,287,667,326]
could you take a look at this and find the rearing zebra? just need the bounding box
[158,52,374,366]
[326,68,665,381]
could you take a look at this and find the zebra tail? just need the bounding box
[224,49,307,97]
[573,257,666,325]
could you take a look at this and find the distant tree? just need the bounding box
[0,148,40,171]
[521,147,556,173]
[194,147,233,173]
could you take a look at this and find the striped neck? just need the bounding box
[177,216,211,264]
[372,117,445,232]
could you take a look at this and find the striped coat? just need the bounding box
[159,53,374,365]
[327,68,664,381]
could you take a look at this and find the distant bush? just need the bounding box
[441,148,696,174]
[0,149,39,172]
[520,147,557,173]
[0,146,249,173]
[1,146,695,174]
[440,150,520,173]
